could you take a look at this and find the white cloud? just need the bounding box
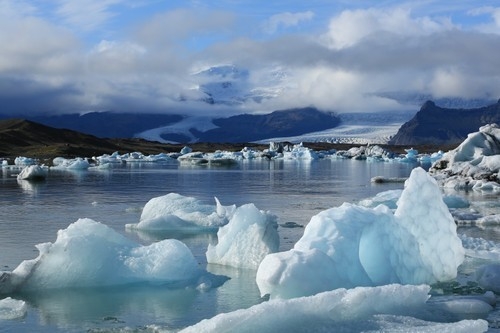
[323,7,454,49]
[263,11,314,34]
[54,0,123,32]
[1,3,500,116]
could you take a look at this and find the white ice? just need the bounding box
[126,193,235,232]
[0,297,27,320]
[0,218,224,293]
[14,156,37,166]
[51,157,90,170]
[257,167,464,299]
[430,124,500,189]
[180,284,488,333]
[16,165,48,181]
[206,204,279,269]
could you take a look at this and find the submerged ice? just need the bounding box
[257,167,464,299]
[0,218,224,293]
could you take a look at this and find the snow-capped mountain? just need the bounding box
[192,64,288,105]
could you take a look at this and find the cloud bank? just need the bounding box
[1,1,500,116]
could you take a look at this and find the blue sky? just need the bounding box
[1,0,500,115]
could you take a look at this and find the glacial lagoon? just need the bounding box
[1,158,499,332]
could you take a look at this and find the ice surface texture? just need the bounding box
[206,203,279,269]
[180,284,488,333]
[0,297,27,320]
[0,218,223,293]
[126,193,236,231]
[257,167,464,299]
[430,123,500,190]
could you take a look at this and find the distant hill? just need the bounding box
[389,100,500,145]
[26,112,183,138]
[0,118,269,160]
[5,107,341,144]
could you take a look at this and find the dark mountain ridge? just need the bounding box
[2,107,341,143]
[189,107,341,143]
[389,100,500,145]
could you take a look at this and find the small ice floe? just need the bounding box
[279,222,304,228]
[206,204,279,269]
[178,152,238,166]
[93,151,123,164]
[51,157,90,170]
[257,168,464,299]
[370,176,407,183]
[282,143,318,160]
[126,193,236,232]
[14,156,37,166]
[476,264,500,294]
[0,218,227,293]
[16,165,48,181]
[0,297,27,320]
[179,284,488,333]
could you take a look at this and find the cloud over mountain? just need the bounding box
[1,1,500,116]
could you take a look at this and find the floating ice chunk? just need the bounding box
[442,194,470,209]
[126,193,235,232]
[282,143,318,160]
[0,297,27,320]
[180,146,193,154]
[0,218,223,293]
[257,168,464,299]
[370,176,406,183]
[14,156,37,166]
[476,264,500,294]
[428,294,494,320]
[430,124,500,187]
[359,189,402,209]
[472,180,500,192]
[460,234,500,261]
[206,204,279,269]
[16,165,47,181]
[52,157,90,170]
[476,214,500,225]
[180,284,488,333]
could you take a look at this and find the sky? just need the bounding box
[1,0,500,116]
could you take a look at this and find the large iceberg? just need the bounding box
[257,167,464,299]
[206,203,279,269]
[126,193,236,232]
[0,218,225,293]
[180,284,488,333]
[430,123,500,190]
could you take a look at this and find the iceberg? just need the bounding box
[257,168,464,299]
[430,124,500,189]
[0,218,225,293]
[180,284,488,333]
[126,193,236,232]
[206,203,279,269]
[51,157,91,170]
[16,165,48,181]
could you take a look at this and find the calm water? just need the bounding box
[0,158,486,332]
